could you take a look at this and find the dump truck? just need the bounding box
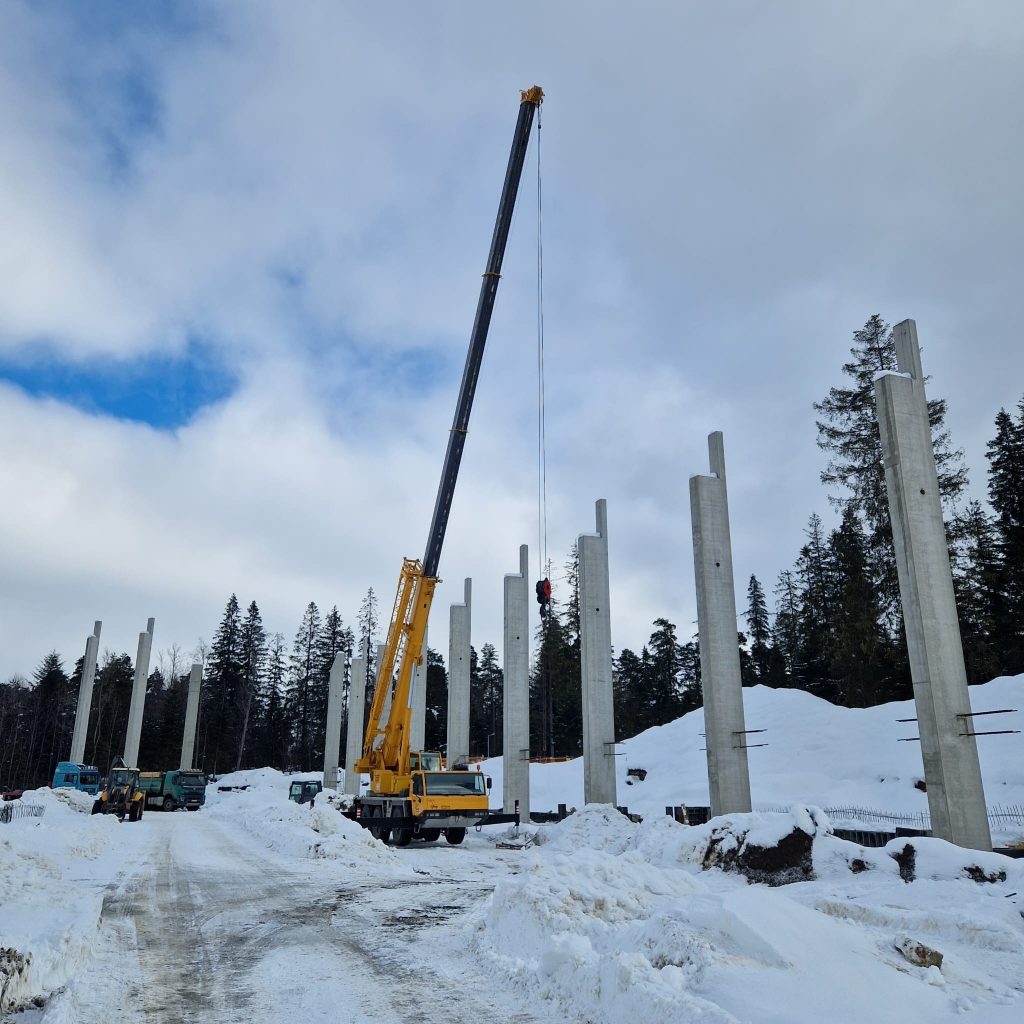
[92,767,145,821]
[348,87,542,846]
[139,769,206,811]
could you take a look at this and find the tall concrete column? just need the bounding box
[344,648,368,796]
[447,579,472,766]
[875,319,991,851]
[323,652,345,789]
[180,663,203,770]
[410,626,428,751]
[503,544,530,822]
[69,621,102,763]
[579,499,618,806]
[123,617,155,767]
[690,433,752,817]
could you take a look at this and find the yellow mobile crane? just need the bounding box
[350,86,543,846]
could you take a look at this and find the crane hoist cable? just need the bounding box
[536,101,551,614]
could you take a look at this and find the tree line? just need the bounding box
[3,316,1022,785]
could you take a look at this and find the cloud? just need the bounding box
[1,1,1023,681]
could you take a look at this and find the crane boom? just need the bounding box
[423,85,543,578]
[355,88,543,815]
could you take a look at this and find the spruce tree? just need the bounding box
[744,577,772,683]
[235,601,267,771]
[203,595,243,774]
[827,509,895,706]
[424,649,448,752]
[986,400,1024,672]
[951,500,1007,682]
[289,602,322,769]
[814,314,967,622]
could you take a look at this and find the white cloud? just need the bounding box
[2,1,1024,679]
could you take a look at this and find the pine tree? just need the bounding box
[471,644,503,757]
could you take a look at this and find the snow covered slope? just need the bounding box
[481,674,1024,840]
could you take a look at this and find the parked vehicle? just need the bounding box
[51,761,101,795]
[288,779,322,806]
[1,787,24,801]
[139,770,207,811]
[92,767,145,821]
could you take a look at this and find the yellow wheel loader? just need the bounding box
[92,767,146,822]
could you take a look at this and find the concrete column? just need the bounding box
[447,578,472,767]
[323,651,345,790]
[410,626,428,751]
[503,544,530,822]
[875,319,991,851]
[690,433,752,816]
[579,499,618,806]
[69,621,102,763]
[180,663,203,771]
[344,648,368,796]
[123,617,155,767]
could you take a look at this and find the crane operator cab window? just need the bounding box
[410,752,442,772]
[421,772,486,797]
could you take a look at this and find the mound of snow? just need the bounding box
[466,806,1024,1024]
[203,771,403,869]
[0,791,118,1013]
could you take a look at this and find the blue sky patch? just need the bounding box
[0,341,236,429]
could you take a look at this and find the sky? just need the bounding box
[2,0,1023,683]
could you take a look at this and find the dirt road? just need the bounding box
[32,813,550,1024]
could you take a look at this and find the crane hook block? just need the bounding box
[520,85,544,106]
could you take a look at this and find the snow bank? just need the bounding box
[0,789,117,1013]
[466,806,1024,1024]
[203,769,404,869]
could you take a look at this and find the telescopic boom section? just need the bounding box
[358,87,542,784]
[422,85,543,578]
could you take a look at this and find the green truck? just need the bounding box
[139,770,207,811]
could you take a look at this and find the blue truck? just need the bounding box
[51,761,101,795]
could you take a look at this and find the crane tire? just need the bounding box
[444,827,466,845]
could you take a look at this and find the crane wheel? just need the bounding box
[444,827,466,845]
[370,807,391,845]
[391,807,412,847]
[420,829,441,843]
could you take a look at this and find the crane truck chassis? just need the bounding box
[350,88,542,846]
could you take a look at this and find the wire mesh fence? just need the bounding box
[754,803,1024,830]
[0,802,46,825]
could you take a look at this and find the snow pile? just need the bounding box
[0,790,117,1014]
[467,807,1024,1024]
[204,769,403,869]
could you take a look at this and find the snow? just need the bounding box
[2,675,1023,1021]
[480,674,1024,844]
